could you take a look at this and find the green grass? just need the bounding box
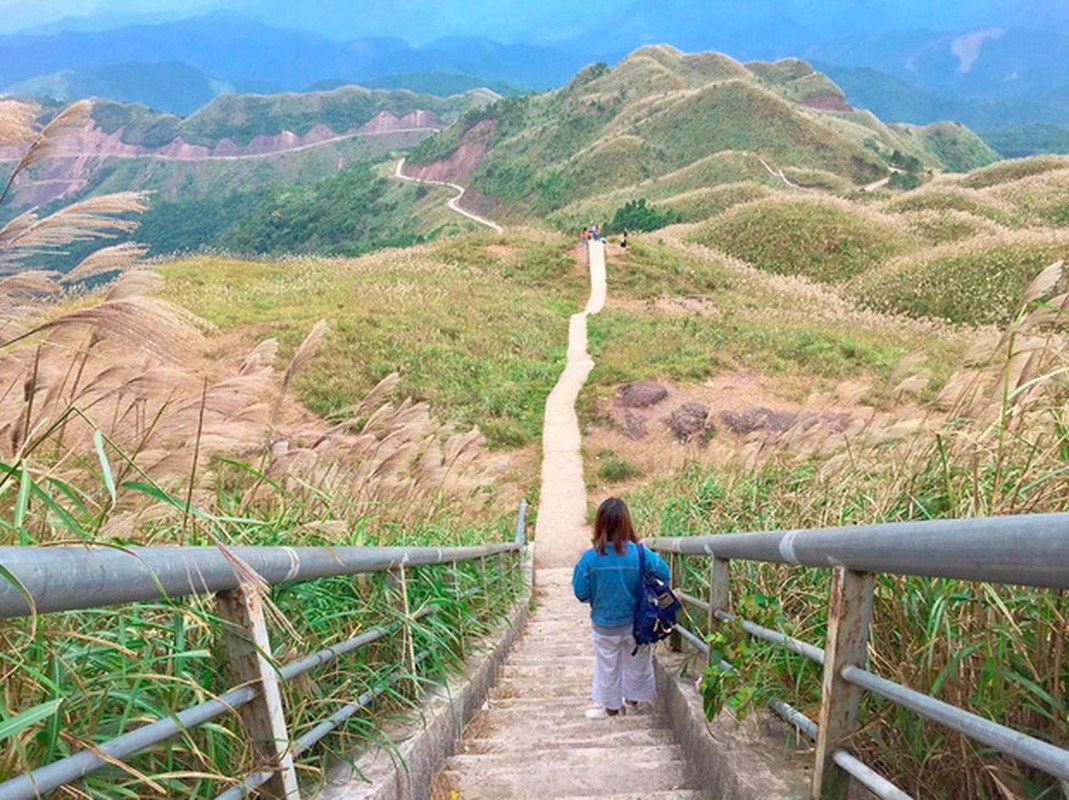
[688,198,914,283]
[588,309,908,391]
[159,233,583,447]
[610,239,735,299]
[596,449,643,482]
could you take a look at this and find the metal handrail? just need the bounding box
[646,511,1069,588]
[648,511,1069,799]
[0,503,530,800]
[0,542,520,618]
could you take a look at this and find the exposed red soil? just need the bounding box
[800,92,853,112]
[404,117,496,186]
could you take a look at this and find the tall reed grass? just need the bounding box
[632,264,1069,798]
[0,101,526,797]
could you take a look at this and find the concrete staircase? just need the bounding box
[433,568,705,799]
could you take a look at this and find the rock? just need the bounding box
[667,402,714,442]
[718,407,797,435]
[622,410,648,440]
[616,380,668,408]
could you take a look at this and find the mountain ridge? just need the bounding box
[406,46,998,220]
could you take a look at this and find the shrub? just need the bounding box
[598,456,643,482]
[608,198,682,233]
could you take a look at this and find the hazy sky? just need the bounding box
[1,0,1066,43]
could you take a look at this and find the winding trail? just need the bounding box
[534,238,606,568]
[431,240,702,798]
[394,157,504,233]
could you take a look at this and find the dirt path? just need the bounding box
[757,155,801,189]
[533,239,606,568]
[0,127,438,164]
[394,157,504,233]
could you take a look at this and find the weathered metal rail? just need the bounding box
[647,511,1069,800]
[0,504,529,800]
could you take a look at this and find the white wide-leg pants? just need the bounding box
[590,627,656,709]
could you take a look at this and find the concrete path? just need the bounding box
[533,239,605,569]
[433,240,702,798]
[394,157,504,233]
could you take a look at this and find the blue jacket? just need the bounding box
[572,541,671,627]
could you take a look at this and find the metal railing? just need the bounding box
[646,512,1069,800]
[0,503,530,800]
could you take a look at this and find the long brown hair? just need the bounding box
[592,497,640,555]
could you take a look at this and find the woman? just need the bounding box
[572,497,671,718]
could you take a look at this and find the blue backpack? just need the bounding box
[633,544,681,653]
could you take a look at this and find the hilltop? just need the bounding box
[406,46,997,220]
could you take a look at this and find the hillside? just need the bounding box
[406,47,998,220]
[0,86,496,210]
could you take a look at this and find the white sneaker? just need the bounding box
[584,707,623,719]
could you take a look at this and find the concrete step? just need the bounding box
[457,726,676,754]
[471,708,669,745]
[507,655,595,667]
[493,677,591,699]
[547,793,707,800]
[441,746,692,799]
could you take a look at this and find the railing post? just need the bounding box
[811,567,876,800]
[514,498,528,599]
[215,585,300,799]
[446,565,465,659]
[478,555,490,620]
[708,557,731,669]
[495,551,505,604]
[669,553,683,652]
[393,565,418,700]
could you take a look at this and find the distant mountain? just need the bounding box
[0,14,589,115]
[5,60,224,116]
[358,71,528,98]
[0,12,409,99]
[807,27,1069,101]
[364,37,598,90]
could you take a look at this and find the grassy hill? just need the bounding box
[90,85,496,149]
[408,46,998,221]
[676,154,1069,325]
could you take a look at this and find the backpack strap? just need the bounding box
[637,541,646,576]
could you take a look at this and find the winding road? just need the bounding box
[394,157,504,233]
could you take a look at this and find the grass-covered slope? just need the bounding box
[688,197,914,282]
[160,232,584,447]
[408,45,997,218]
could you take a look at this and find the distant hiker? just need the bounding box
[590,222,601,241]
[620,230,629,249]
[573,497,670,719]
[581,226,590,247]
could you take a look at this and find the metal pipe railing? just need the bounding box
[646,512,1069,589]
[648,511,1069,799]
[0,503,530,800]
[0,542,520,618]
[841,665,1069,781]
[768,699,911,800]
